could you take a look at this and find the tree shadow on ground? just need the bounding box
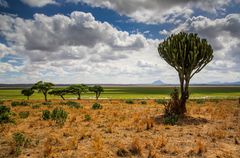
[154,115,208,126]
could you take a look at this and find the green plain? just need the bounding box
[0,86,239,100]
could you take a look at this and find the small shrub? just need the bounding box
[117,148,130,157]
[92,103,102,110]
[129,139,143,156]
[0,100,4,104]
[0,105,13,123]
[51,107,68,126]
[11,101,29,107]
[125,99,134,104]
[19,111,29,119]
[32,104,41,109]
[42,110,51,120]
[155,99,167,104]
[196,99,205,104]
[66,101,82,109]
[163,114,179,125]
[42,101,52,106]
[12,132,31,156]
[84,114,91,121]
[140,100,147,104]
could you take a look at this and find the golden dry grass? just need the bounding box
[0,99,239,158]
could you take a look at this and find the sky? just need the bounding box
[0,0,239,84]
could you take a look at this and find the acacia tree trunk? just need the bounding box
[77,92,81,100]
[96,93,99,100]
[61,95,65,100]
[44,92,47,102]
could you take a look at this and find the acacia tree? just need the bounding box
[68,84,88,100]
[49,88,68,100]
[31,81,54,102]
[21,89,34,100]
[158,32,213,115]
[89,85,104,100]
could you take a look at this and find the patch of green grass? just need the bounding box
[11,101,29,107]
[51,107,68,126]
[0,86,240,99]
[155,99,167,104]
[42,110,51,120]
[84,114,91,121]
[140,100,147,104]
[92,103,102,110]
[125,99,134,104]
[32,104,41,109]
[12,132,31,156]
[19,111,29,119]
[195,99,205,104]
[66,101,82,109]
[0,105,14,123]
[42,101,52,105]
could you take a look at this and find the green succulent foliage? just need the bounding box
[49,88,68,100]
[89,85,104,100]
[158,32,213,114]
[51,107,68,126]
[21,89,34,100]
[31,81,54,102]
[67,84,88,100]
[158,32,213,76]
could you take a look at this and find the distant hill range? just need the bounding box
[0,81,239,89]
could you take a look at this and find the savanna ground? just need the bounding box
[0,98,239,158]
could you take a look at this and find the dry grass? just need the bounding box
[0,99,239,157]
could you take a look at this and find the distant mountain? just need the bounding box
[152,80,165,85]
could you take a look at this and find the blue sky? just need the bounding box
[0,0,239,84]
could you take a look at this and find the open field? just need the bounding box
[0,99,239,157]
[0,86,240,100]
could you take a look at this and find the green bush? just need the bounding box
[42,110,51,120]
[11,101,29,107]
[19,111,29,119]
[51,107,68,126]
[42,101,52,106]
[0,105,13,123]
[32,104,41,109]
[163,114,179,125]
[66,101,82,109]
[125,99,134,104]
[140,100,147,104]
[0,100,4,104]
[84,114,91,121]
[12,132,31,156]
[196,99,205,104]
[155,99,167,105]
[92,103,102,109]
